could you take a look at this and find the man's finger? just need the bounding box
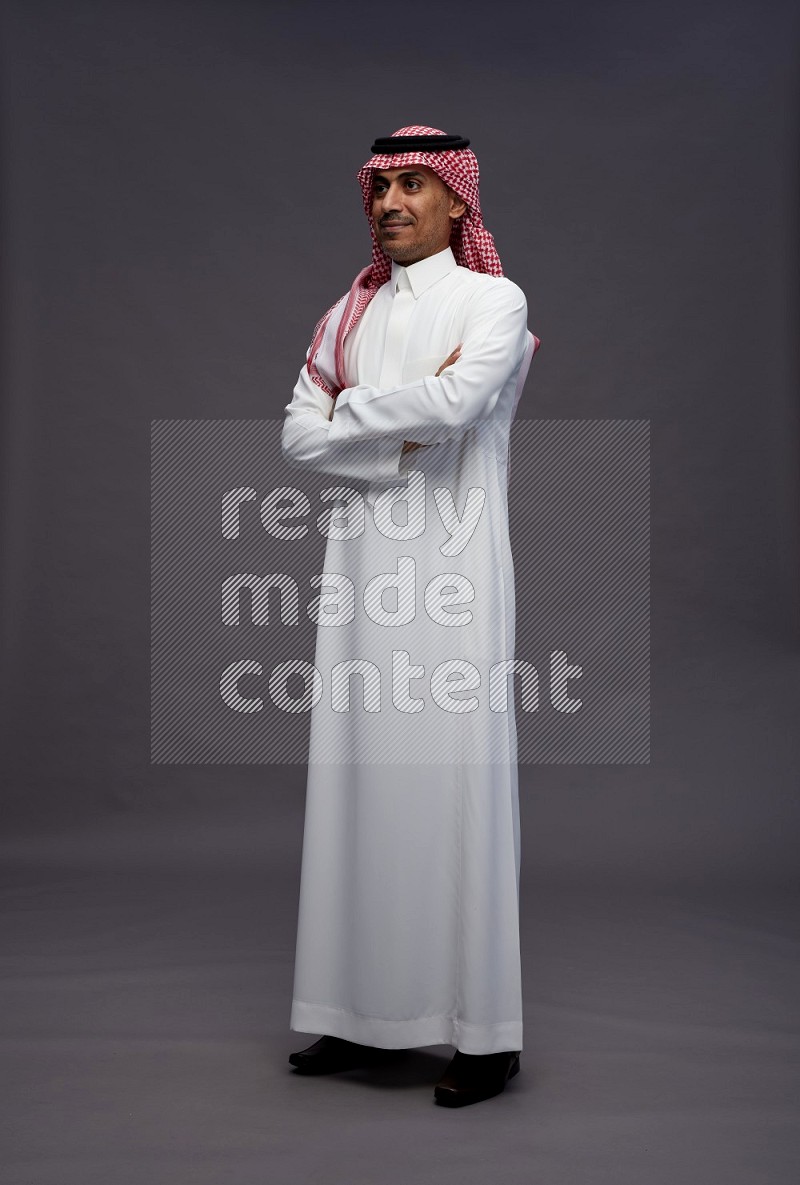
[435,345,462,377]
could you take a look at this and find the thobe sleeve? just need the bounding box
[281,351,408,482]
[327,281,529,449]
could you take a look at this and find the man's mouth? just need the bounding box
[382,222,411,230]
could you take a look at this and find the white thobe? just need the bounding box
[281,245,535,1054]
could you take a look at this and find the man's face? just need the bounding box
[371,164,467,265]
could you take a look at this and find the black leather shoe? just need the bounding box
[288,1035,387,1074]
[433,1049,521,1107]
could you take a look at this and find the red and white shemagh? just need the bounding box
[306,125,505,398]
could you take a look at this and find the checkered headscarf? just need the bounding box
[306,125,504,398]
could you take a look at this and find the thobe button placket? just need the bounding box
[379,269,414,387]
[367,269,414,507]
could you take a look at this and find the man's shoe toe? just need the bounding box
[433,1050,520,1107]
[289,1035,388,1074]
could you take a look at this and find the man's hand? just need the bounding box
[401,344,463,455]
[435,344,463,377]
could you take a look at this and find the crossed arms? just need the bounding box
[280,280,529,484]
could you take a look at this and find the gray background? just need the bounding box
[1,0,798,1181]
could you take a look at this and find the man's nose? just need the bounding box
[379,183,403,215]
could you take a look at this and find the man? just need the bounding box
[280,125,540,1107]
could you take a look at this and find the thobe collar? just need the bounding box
[390,245,457,299]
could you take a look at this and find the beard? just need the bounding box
[380,227,448,264]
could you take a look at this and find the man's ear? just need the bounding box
[448,189,467,220]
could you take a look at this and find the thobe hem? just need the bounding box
[290,999,523,1055]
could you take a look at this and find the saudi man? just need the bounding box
[280,126,540,1107]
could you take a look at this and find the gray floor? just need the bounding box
[1,786,798,1183]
